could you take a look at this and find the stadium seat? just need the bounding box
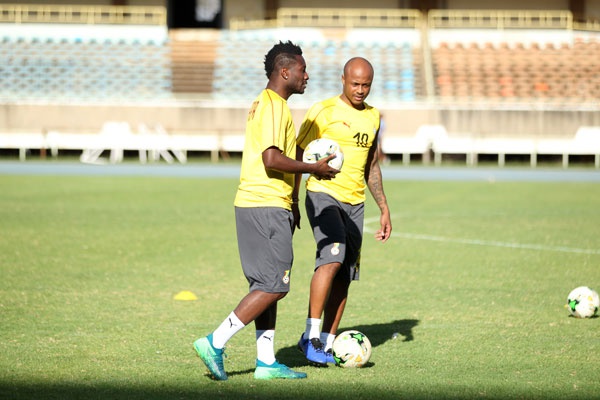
[0,32,171,102]
[211,29,421,103]
[431,37,600,100]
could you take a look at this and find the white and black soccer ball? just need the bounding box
[332,330,372,368]
[302,138,344,170]
[566,286,599,318]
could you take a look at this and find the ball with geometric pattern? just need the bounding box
[302,138,344,170]
[566,286,599,318]
[332,330,372,368]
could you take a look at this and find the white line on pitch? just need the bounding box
[363,220,600,255]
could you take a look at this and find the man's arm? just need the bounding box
[291,145,305,229]
[262,146,337,178]
[365,144,392,242]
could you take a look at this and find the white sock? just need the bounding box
[256,329,276,365]
[305,318,321,340]
[321,332,336,352]
[211,311,245,349]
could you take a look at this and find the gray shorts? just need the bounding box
[305,191,364,282]
[235,206,294,293]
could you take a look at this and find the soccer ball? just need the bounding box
[332,330,372,368]
[302,138,344,170]
[566,286,599,318]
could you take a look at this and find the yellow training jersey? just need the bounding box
[297,96,380,205]
[234,89,297,209]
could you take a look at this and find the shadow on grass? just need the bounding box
[348,318,420,344]
[0,380,486,400]
[0,383,394,400]
[1,320,421,400]
[275,319,420,368]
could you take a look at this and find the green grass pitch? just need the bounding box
[1,166,599,399]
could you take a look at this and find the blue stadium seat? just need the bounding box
[0,29,171,102]
[210,29,421,103]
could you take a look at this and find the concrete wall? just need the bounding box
[2,103,598,140]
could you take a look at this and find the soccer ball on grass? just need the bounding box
[302,138,344,170]
[332,330,372,368]
[566,286,599,318]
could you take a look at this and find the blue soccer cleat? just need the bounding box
[300,335,336,365]
[193,334,228,381]
[305,337,328,366]
[254,359,307,380]
[324,348,336,364]
[297,334,308,354]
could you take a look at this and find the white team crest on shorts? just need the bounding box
[331,243,340,256]
[282,270,290,284]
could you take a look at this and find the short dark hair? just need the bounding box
[264,40,303,79]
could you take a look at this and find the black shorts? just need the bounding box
[235,206,294,293]
[305,191,364,282]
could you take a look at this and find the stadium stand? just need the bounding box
[1,5,600,167]
[0,25,171,102]
[431,38,600,101]
[213,27,422,104]
[169,29,218,95]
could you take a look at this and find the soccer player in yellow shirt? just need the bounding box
[294,57,392,365]
[193,41,338,380]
